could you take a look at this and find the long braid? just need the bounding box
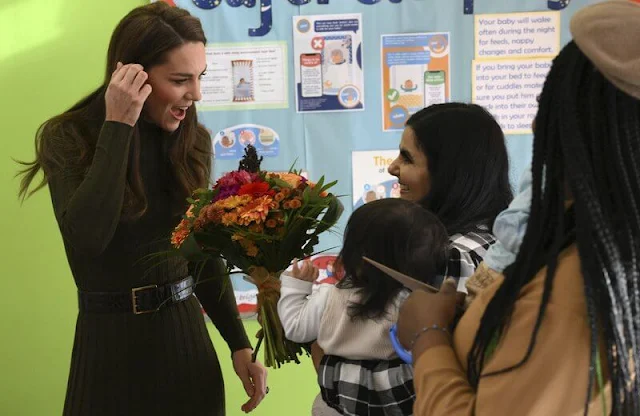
[603,323,621,414]
[469,41,640,415]
[618,99,640,405]
[582,275,599,415]
[616,91,640,411]
[578,61,608,415]
[559,47,624,410]
[467,38,569,386]
[607,86,640,411]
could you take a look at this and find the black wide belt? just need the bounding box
[78,276,195,315]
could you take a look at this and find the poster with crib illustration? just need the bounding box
[381,33,451,131]
[231,60,254,102]
[293,13,364,113]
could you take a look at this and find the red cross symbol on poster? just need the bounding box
[311,36,325,51]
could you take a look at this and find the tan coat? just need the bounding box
[414,245,611,415]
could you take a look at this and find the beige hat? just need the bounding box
[570,0,640,99]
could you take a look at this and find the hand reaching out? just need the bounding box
[290,259,319,283]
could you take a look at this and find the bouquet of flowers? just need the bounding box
[171,146,343,368]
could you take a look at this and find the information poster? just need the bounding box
[213,124,280,160]
[352,150,400,208]
[475,12,560,59]
[293,14,364,113]
[472,59,552,134]
[381,33,451,131]
[199,42,288,111]
[473,12,560,134]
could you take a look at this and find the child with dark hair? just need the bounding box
[278,198,449,415]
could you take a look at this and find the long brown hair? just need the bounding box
[17,2,211,220]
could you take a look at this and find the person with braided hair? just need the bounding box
[396,1,640,414]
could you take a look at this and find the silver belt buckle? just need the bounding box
[171,276,194,302]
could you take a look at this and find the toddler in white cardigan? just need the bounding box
[278,198,449,415]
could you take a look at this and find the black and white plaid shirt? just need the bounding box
[447,229,496,290]
[317,229,496,415]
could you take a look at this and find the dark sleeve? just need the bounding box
[193,258,252,353]
[47,121,133,257]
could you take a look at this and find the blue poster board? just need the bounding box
[163,0,600,254]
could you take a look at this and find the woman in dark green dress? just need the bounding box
[18,3,267,415]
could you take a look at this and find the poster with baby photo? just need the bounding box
[352,150,401,208]
[231,60,255,102]
[198,42,288,111]
[293,13,364,113]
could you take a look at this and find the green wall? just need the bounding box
[0,1,317,414]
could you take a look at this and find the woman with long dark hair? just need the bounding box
[311,103,513,414]
[390,102,513,285]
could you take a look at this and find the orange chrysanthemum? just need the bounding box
[271,172,303,188]
[222,212,239,226]
[289,198,302,209]
[236,195,273,226]
[238,238,259,257]
[205,206,224,224]
[171,219,191,248]
[265,219,277,228]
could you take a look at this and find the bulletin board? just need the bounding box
[154,0,600,313]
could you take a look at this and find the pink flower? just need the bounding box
[216,171,255,189]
